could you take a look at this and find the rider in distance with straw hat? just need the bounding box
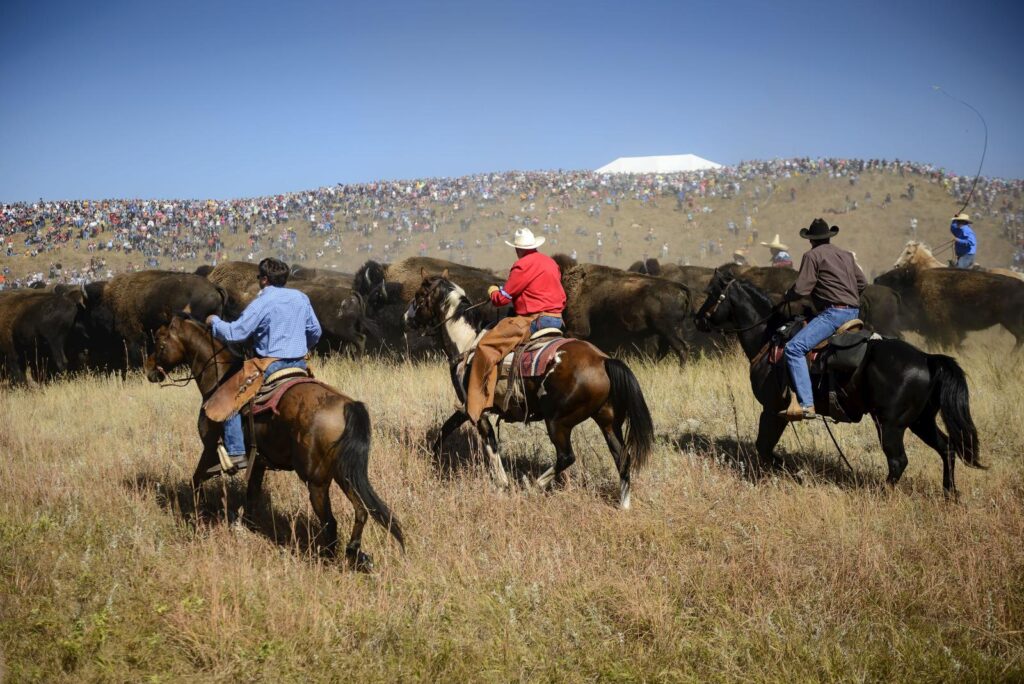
[779,218,867,421]
[466,227,566,422]
[760,234,793,268]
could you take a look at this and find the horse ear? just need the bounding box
[182,303,192,315]
[420,267,428,280]
[441,268,449,280]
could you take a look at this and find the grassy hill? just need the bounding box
[3,164,1019,284]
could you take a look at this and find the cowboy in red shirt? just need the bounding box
[466,228,566,422]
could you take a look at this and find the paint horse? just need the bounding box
[404,271,655,509]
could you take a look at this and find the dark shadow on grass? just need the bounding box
[125,471,335,557]
[424,419,553,483]
[422,417,628,505]
[670,429,878,490]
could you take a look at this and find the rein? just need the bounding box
[421,293,489,335]
[157,324,231,393]
[700,279,778,334]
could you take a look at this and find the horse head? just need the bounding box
[895,241,942,270]
[403,271,461,332]
[144,317,188,383]
[694,270,737,332]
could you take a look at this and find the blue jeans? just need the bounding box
[530,316,563,334]
[223,359,307,456]
[956,253,976,269]
[784,307,859,409]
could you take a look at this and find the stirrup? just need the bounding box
[212,444,248,476]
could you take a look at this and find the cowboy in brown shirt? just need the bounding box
[780,219,867,420]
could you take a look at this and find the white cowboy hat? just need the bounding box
[759,234,788,251]
[951,213,972,223]
[505,227,545,250]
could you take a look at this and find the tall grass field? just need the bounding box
[1,334,1022,681]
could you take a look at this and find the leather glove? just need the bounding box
[487,285,499,296]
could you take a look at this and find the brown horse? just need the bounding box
[403,274,655,509]
[143,316,404,569]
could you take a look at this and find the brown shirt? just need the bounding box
[788,242,867,308]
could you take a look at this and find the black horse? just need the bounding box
[694,270,984,495]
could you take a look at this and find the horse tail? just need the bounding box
[335,401,406,549]
[605,358,654,473]
[929,354,985,469]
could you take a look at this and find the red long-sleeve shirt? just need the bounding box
[489,250,566,315]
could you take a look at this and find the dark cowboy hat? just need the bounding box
[799,218,840,240]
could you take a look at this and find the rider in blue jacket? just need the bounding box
[950,213,977,269]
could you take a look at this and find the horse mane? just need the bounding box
[733,277,774,311]
[441,278,485,330]
[177,318,242,364]
[896,241,943,270]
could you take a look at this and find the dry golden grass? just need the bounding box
[1,333,1023,681]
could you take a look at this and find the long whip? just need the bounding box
[932,85,988,214]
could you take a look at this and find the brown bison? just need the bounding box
[100,271,231,367]
[717,262,904,338]
[627,258,715,293]
[356,257,509,359]
[207,261,372,355]
[874,265,1024,350]
[717,263,798,301]
[556,261,692,363]
[354,257,502,306]
[895,241,1024,282]
[207,261,261,309]
[0,286,87,384]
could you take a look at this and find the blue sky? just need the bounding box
[1,0,1021,201]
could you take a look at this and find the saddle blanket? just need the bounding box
[250,376,328,416]
[456,335,576,392]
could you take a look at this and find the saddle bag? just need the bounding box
[203,357,278,422]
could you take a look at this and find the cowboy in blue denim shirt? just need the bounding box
[205,257,321,473]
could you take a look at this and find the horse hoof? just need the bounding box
[347,550,374,572]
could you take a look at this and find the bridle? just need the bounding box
[699,277,737,322]
[410,280,488,335]
[155,323,232,392]
[699,277,779,334]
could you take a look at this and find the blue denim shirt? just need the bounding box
[951,222,977,256]
[209,285,321,358]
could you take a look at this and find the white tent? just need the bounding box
[595,154,723,174]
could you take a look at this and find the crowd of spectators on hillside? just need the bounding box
[2,157,1023,289]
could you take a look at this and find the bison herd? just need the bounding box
[2,243,1022,385]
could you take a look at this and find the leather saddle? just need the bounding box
[760,318,879,423]
[204,360,314,422]
[764,318,867,367]
[456,329,572,417]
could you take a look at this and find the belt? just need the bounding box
[829,304,855,309]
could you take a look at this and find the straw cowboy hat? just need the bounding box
[759,234,789,251]
[505,227,545,250]
[799,218,839,240]
[951,213,972,223]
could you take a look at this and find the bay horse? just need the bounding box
[144,316,404,569]
[694,270,984,496]
[403,273,654,509]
